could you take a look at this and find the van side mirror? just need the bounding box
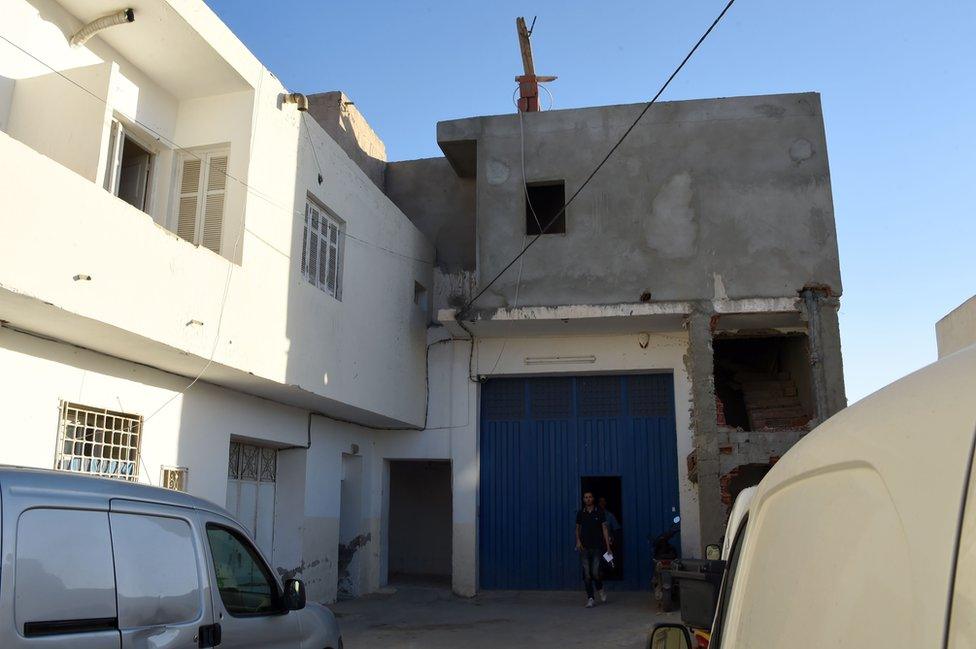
[283,579,306,611]
[648,623,692,649]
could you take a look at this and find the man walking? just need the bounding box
[576,491,612,608]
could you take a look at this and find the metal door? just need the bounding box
[226,441,277,556]
[110,499,215,649]
[479,373,680,590]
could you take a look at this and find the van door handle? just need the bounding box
[198,622,221,647]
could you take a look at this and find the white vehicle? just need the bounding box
[0,467,342,648]
[651,342,976,649]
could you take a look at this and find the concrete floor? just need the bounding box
[331,584,679,649]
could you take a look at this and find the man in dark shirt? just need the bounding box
[576,491,612,607]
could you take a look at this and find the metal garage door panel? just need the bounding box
[480,374,679,591]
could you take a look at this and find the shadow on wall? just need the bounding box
[282,101,429,428]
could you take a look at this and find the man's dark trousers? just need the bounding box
[581,548,603,598]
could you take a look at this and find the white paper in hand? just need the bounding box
[603,551,614,563]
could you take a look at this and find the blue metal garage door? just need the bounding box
[479,373,680,590]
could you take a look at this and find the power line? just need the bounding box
[458,0,737,317]
[0,32,433,267]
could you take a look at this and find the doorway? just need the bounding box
[581,475,624,580]
[225,440,277,558]
[338,453,364,598]
[388,460,452,584]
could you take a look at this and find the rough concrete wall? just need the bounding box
[307,91,387,190]
[385,157,476,271]
[937,295,976,358]
[436,92,841,310]
[685,310,724,549]
[801,289,847,419]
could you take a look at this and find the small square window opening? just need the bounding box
[525,181,566,235]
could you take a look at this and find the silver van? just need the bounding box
[0,466,341,648]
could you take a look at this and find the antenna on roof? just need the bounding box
[515,16,556,112]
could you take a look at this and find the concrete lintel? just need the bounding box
[712,297,800,314]
[442,302,694,337]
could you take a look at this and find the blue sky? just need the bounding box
[205,0,976,403]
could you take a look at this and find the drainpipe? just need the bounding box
[70,8,134,47]
[282,93,309,112]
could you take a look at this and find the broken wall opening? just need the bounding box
[713,333,814,431]
[388,460,452,584]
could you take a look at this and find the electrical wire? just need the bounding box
[458,0,737,318]
[0,32,432,268]
[483,88,551,379]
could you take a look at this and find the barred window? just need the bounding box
[55,401,142,480]
[300,197,344,300]
[227,441,277,483]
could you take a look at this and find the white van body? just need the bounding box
[721,487,755,560]
[708,343,976,648]
[0,467,342,648]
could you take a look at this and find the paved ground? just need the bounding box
[331,584,679,649]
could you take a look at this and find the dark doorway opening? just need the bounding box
[580,475,623,580]
[713,334,815,431]
[388,460,452,586]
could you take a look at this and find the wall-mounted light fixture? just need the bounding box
[73,274,92,282]
[524,355,596,366]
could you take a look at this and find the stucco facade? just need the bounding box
[0,0,846,603]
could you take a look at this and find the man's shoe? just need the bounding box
[585,598,595,608]
[598,590,607,603]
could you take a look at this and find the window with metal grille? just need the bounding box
[301,196,344,300]
[55,401,142,480]
[227,441,277,483]
[161,466,188,492]
[174,147,229,255]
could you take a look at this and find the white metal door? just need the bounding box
[226,441,277,558]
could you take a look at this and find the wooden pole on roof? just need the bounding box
[515,16,556,112]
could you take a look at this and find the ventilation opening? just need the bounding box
[526,181,566,235]
[713,334,814,431]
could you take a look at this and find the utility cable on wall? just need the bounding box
[458,0,738,318]
[482,90,552,379]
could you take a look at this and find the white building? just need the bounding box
[1,0,846,602]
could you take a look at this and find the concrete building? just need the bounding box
[937,295,976,358]
[0,0,846,601]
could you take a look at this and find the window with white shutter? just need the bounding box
[174,148,229,255]
[301,197,344,300]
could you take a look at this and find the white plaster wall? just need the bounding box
[0,0,434,427]
[0,326,311,558]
